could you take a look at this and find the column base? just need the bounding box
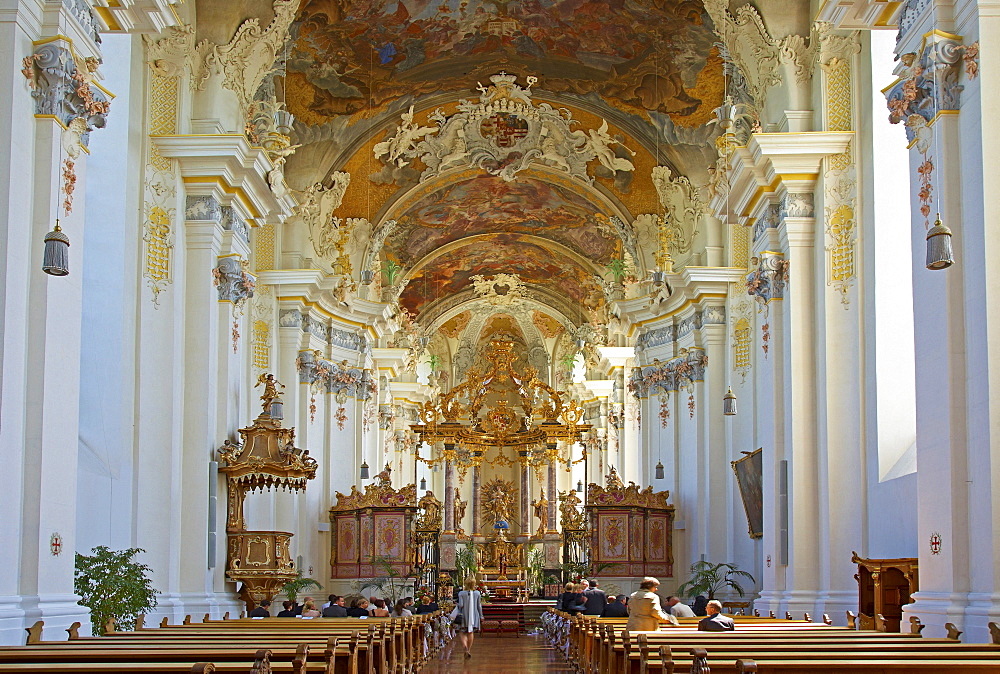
[0,594,92,646]
[904,591,1000,641]
[818,590,858,626]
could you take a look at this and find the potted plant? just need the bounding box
[74,546,158,635]
[675,560,755,600]
[281,570,322,605]
[526,547,545,596]
[454,542,478,586]
[356,555,416,604]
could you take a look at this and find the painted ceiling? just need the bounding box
[386,174,619,266]
[397,233,603,315]
[287,0,720,125]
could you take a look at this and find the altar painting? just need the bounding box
[333,515,359,577]
[597,512,629,561]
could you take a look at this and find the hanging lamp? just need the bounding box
[42,220,70,276]
[419,477,427,491]
[360,460,370,480]
[925,213,954,269]
[723,387,737,416]
[654,461,664,480]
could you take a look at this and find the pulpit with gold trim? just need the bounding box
[218,375,317,610]
[586,468,674,577]
[329,465,418,579]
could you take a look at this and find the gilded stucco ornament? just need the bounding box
[22,43,110,139]
[650,166,704,258]
[470,273,529,306]
[373,73,635,185]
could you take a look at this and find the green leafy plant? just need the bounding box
[355,555,415,604]
[454,542,478,585]
[74,546,158,635]
[675,561,755,600]
[381,259,402,286]
[281,570,322,603]
[426,354,442,371]
[543,574,561,585]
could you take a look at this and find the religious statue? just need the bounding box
[255,373,285,414]
[454,488,467,535]
[559,489,588,530]
[606,465,625,489]
[532,491,549,536]
[482,478,514,525]
[375,463,392,487]
[416,490,442,531]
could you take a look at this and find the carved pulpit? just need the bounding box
[852,552,918,632]
[329,465,418,579]
[218,374,317,610]
[586,467,674,577]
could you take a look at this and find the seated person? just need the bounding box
[248,599,271,617]
[322,595,347,617]
[558,582,587,615]
[276,600,297,617]
[697,600,736,631]
[390,598,412,617]
[415,595,439,614]
[602,594,629,617]
[626,577,679,631]
[692,595,708,616]
[370,598,390,617]
[346,598,371,617]
[300,600,321,618]
[667,595,696,617]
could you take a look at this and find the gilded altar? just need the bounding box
[586,467,674,577]
[329,464,419,578]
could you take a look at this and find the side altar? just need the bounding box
[329,465,418,579]
[586,467,675,577]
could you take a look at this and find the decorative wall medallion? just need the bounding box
[929,532,942,554]
[50,532,63,556]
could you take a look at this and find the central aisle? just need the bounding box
[420,634,573,673]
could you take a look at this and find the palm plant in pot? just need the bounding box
[675,560,755,600]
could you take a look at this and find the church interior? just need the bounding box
[2,0,1000,669]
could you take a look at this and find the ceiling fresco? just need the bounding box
[386,174,619,266]
[288,0,719,124]
[397,233,603,315]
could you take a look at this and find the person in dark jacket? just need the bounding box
[248,599,271,617]
[322,595,347,617]
[697,600,736,631]
[602,594,629,617]
[558,582,586,615]
[346,598,371,617]
[692,595,709,616]
[277,600,297,617]
[415,595,439,614]
[582,579,608,615]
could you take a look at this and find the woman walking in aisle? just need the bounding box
[455,576,484,658]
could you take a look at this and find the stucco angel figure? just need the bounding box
[586,120,635,174]
[532,492,549,535]
[374,105,437,168]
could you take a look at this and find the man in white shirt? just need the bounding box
[667,595,696,617]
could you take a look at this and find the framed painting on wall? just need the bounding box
[732,448,764,539]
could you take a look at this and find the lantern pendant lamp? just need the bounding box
[419,477,427,491]
[723,386,737,416]
[925,213,954,270]
[655,461,664,480]
[360,460,370,480]
[42,219,70,276]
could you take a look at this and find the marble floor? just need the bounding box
[419,634,574,673]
